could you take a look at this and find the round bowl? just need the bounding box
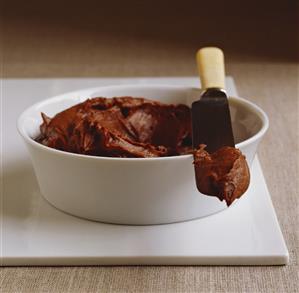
[17,85,269,225]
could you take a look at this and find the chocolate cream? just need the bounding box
[37,96,250,205]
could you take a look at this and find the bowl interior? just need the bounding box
[19,85,265,147]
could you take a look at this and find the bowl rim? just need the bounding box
[17,84,269,162]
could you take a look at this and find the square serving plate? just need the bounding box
[1,77,288,265]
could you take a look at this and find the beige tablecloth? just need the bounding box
[1,0,298,292]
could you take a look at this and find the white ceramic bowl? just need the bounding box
[18,85,269,225]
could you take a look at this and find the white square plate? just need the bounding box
[1,77,288,265]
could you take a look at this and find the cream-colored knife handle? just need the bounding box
[196,47,226,90]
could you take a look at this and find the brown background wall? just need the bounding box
[2,0,298,78]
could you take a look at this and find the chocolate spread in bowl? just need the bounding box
[37,97,192,157]
[36,96,250,205]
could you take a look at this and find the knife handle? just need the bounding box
[196,47,226,90]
